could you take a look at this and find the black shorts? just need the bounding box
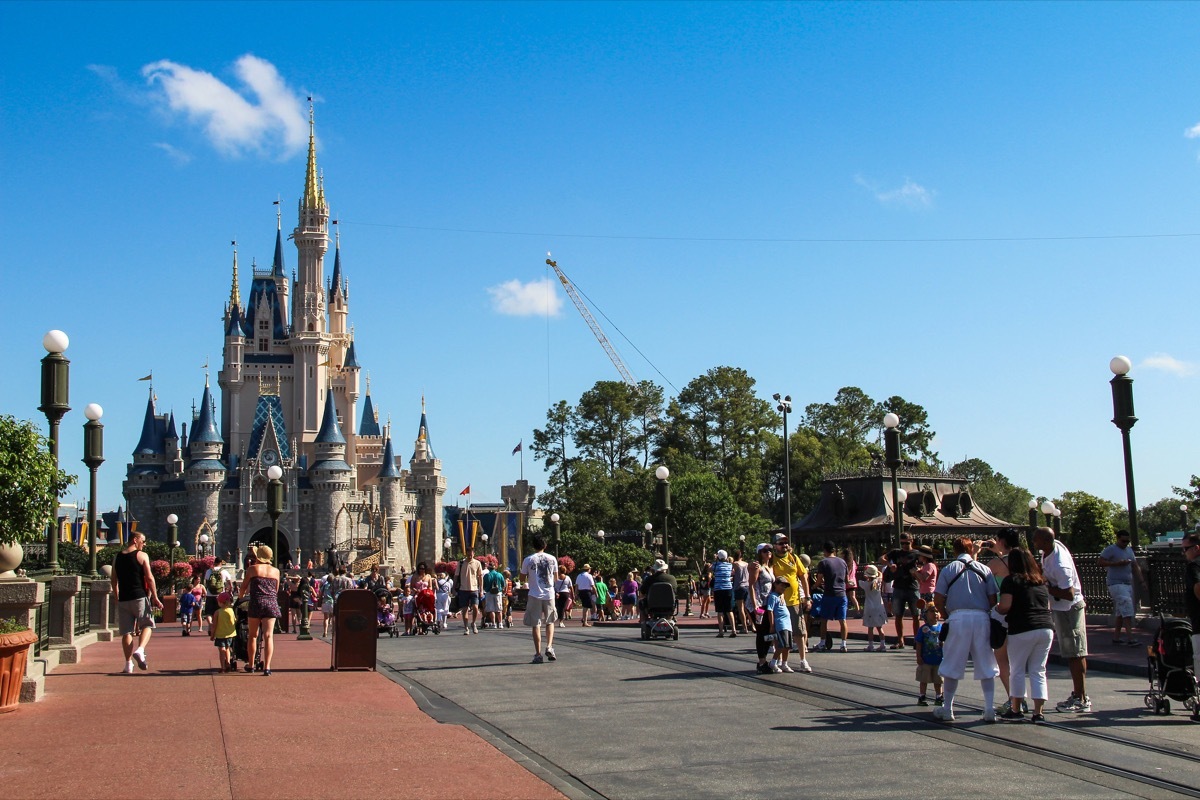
[579,590,596,609]
[713,589,733,614]
[204,597,218,617]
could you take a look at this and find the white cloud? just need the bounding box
[1141,353,1197,377]
[140,54,307,158]
[488,278,562,317]
[1185,122,1200,139]
[855,175,935,209]
[152,142,192,165]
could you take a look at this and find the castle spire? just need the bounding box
[329,226,343,302]
[378,432,401,478]
[191,377,222,444]
[303,97,320,209]
[133,387,164,455]
[272,201,285,277]
[229,240,241,308]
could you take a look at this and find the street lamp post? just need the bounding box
[1028,499,1039,531]
[883,413,903,545]
[644,522,652,551]
[1181,504,1189,534]
[550,513,561,558]
[773,393,792,536]
[597,530,605,547]
[443,537,452,561]
[39,330,71,574]
[1053,508,1062,536]
[654,466,671,564]
[1109,356,1141,548]
[82,403,104,579]
[266,465,284,568]
[1040,500,1056,528]
[167,513,179,592]
[199,533,210,559]
[481,533,489,557]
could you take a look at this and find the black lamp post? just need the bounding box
[1040,500,1056,528]
[1028,499,1039,531]
[1109,355,1140,548]
[167,514,179,590]
[1053,508,1062,536]
[1180,504,1189,534]
[773,393,792,536]
[82,403,104,578]
[39,330,71,574]
[883,412,903,545]
[655,466,671,567]
[267,465,284,568]
[550,513,561,558]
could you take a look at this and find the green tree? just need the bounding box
[1053,491,1123,544]
[802,386,881,470]
[881,395,938,466]
[574,381,640,477]
[606,541,654,582]
[0,415,75,548]
[531,400,576,496]
[667,470,745,568]
[762,426,825,525]
[948,458,1032,525]
[1068,496,1116,552]
[1139,496,1188,537]
[631,380,665,469]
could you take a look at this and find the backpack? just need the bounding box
[206,569,225,595]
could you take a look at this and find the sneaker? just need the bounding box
[717,631,725,638]
[798,660,813,673]
[729,632,737,638]
[756,662,771,674]
[122,661,134,674]
[463,628,470,636]
[995,700,1011,716]
[1031,713,1046,723]
[838,643,848,653]
[998,709,1025,722]
[981,711,997,724]
[933,707,955,723]
[132,649,147,671]
[917,695,929,706]
[813,643,828,652]
[1056,694,1091,713]
[545,648,557,662]
[1020,698,1029,714]
[531,653,544,664]
[780,663,795,673]
[935,695,944,706]
[471,623,478,634]
[770,662,783,674]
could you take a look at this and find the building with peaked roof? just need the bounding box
[123,105,446,572]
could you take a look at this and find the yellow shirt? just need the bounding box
[772,551,807,606]
[211,607,237,640]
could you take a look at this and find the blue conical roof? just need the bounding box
[315,390,345,444]
[378,435,401,478]
[344,339,359,369]
[166,412,178,440]
[272,225,285,277]
[191,381,222,444]
[329,242,343,302]
[133,389,164,455]
[225,304,246,337]
[359,392,381,436]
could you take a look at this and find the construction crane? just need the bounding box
[546,255,637,389]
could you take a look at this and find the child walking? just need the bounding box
[860,564,888,651]
[765,577,794,673]
[914,605,945,706]
[209,592,237,673]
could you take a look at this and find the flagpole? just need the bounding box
[520,444,524,482]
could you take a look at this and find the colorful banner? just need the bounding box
[493,511,524,573]
[406,519,422,564]
[456,518,479,553]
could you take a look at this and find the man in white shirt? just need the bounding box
[1034,527,1090,712]
[574,564,598,626]
[932,536,999,723]
[520,535,559,663]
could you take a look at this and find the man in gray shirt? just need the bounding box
[1098,530,1142,646]
[932,537,998,723]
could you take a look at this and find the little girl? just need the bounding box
[860,564,888,651]
[401,588,415,635]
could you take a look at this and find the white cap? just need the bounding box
[716,549,728,561]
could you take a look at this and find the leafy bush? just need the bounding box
[435,560,458,578]
[150,560,171,579]
[22,541,89,574]
[0,415,76,547]
[172,561,192,579]
[0,617,29,634]
[558,555,576,574]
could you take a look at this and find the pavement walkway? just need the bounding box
[0,619,566,800]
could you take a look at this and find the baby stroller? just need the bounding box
[640,582,679,641]
[233,597,265,672]
[376,591,399,638]
[413,588,440,635]
[1144,615,1197,717]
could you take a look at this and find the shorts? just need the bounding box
[484,593,503,613]
[622,593,638,608]
[117,597,156,637]
[713,589,733,614]
[788,605,808,639]
[939,610,999,681]
[915,663,942,684]
[820,594,848,621]
[1108,583,1135,619]
[214,637,234,649]
[1052,605,1088,659]
[733,587,749,602]
[524,596,558,628]
[204,597,219,617]
[321,601,334,614]
[892,590,921,617]
[774,630,794,652]
[459,591,480,608]
[578,590,596,609]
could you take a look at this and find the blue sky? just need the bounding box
[3,1,1199,520]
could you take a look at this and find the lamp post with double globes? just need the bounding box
[654,466,671,564]
[1040,500,1056,527]
[266,465,284,568]
[883,413,904,545]
[39,330,71,574]
[550,513,561,558]
[82,403,104,578]
[773,393,792,536]
[199,533,210,559]
[443,537,453,561]
[1109,356,1141,548]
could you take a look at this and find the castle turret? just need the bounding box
[407,397,446,565]
[309,389,351,556]
[377,430,405,565]
[186,378,226,554]
[125,388,167,538]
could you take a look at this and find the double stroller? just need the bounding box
[639,582,679,641]
[376,590,399,637]
[1144,614,1198,718]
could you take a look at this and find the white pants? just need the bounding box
[1192,634,1200,680]
[1007,628,1055,701]
[435,593,450,626]
[940,609,999,681]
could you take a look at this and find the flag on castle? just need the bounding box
[459,485,470,496]
[512,441,522,455]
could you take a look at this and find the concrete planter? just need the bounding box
[0,629,37,712]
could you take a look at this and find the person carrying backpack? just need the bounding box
[202,558,231,633]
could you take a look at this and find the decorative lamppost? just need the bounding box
[39,330,71,574]
[773,393,792,535]
[481,533,490,557]
[1028,499,1039,530]
[883,412,903,545]
[443,537,453,561]
[82,403,104,579]
[739,533,746,555]
[644,522,652,550]
[1040,500,1056,528]
[199,533,210,559]
[266,465,284,567]
[1181,504,1189,533]
[168,513,180,591]
[597,529,605,546]
[1109,356,1140,548]
[550,513,561,558]
[654,466,671,564]
[1053,507,1062,536]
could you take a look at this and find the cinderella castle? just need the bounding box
[123,108,447,572]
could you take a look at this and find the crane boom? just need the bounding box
[546,257,637,388]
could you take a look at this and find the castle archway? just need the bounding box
[247,527,292,567]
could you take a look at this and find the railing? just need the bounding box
[33,599,50,657]
[75,583,92,636]
[1145,550,1187,618]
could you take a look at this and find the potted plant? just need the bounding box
[0,617,37,713]
[0,415,75,576]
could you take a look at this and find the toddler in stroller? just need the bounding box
[377,591,399,637]
[1144,614,1198,718]
[413,586,439,635]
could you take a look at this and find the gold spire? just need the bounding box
[303,98,320,208]
[229,241,241,308]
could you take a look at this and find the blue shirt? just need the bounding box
[711,560,733,591]
[766,592,791,632]
[1099,544,1134,585]
[915,622,943,665]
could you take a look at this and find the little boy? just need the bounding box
[209,592,237,673]
[914,605,944,706]
[766,577,794,673]
[178,588,199,637]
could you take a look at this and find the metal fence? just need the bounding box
[1145,550,1188,618]
[33,599,50,657]
[74,583,92,636]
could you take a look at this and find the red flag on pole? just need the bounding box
[459,485,470,496]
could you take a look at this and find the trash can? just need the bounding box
[331,589,377,670]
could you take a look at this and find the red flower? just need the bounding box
[150,560,171,579]
[558,555,576,574]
